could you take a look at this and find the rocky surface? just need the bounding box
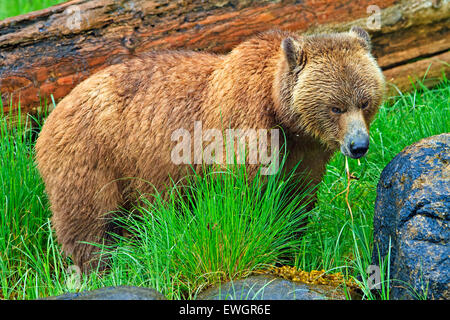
[42,286,167,300]
[42,274,353,300]
[372,133,449,299]
[197,275,348,300]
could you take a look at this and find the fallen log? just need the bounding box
[0,0,449,114]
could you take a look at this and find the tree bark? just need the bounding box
[0,0,449,114]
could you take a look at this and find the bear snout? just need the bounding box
[341,130,370,159]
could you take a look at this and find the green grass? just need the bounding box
[0,76,449,300]
[0,0,66,20]
[87,161,313,299]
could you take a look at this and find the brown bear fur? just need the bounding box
[35,28,385,271]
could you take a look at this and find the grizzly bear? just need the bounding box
[35,27,385,271]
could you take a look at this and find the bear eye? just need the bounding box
[361,101,369,109]
[331,107,344,114]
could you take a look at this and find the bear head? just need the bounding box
[276,26,385,159]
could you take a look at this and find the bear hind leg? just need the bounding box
[49,171,125,272]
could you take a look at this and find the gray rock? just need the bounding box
[42,286,167,300]
[197,275,347,300]
[372,133,449,300]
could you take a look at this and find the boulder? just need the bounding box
[42,286,167,300]
[197,275,347,300]
[372,133,449,299]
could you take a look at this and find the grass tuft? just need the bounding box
[98,160,313,299]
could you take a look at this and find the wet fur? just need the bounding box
[35,28,384,270]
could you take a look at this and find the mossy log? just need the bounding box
[0,0,449,114]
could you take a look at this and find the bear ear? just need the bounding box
[281,37,306,72]
[350,26,371,50]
